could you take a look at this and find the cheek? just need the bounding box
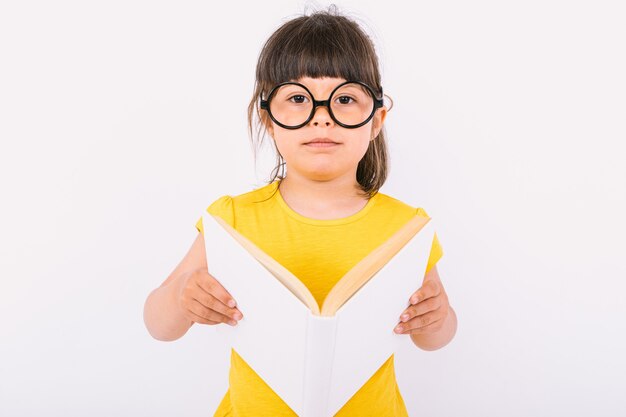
[272,133,301,156]
[344,130,373,153]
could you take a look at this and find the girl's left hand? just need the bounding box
[394,265,450,335]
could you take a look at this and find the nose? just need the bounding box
[310,104,333,127]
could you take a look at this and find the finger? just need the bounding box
[196,271,239,309]
[405,317,445,335]
[399,297,440,322]
[395,310,443,334]
[410,280,441,305]
[187,299,239,326]
[186,309,221,325]
[193,286,243,322]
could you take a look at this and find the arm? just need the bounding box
[143,233,206,341]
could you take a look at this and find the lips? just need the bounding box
[305,138,339,144]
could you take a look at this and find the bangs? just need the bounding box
[257,14,382,96]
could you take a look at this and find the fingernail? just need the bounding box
[395,325,403,333]
[401,314,409,322]
[229,320,237,326]
[228,300,236,308]
[234,313,242,320]
[411,297,419,304]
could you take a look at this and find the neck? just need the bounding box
[277,172,370,219]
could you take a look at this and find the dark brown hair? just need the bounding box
[247,6,389,198]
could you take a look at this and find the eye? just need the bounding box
[335,95,356,105]
[288,94,309,104]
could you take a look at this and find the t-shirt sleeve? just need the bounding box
[416,207,444,273]
[195,195,235,235]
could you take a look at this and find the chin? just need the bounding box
[301,168,342,182]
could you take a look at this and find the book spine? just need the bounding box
[302,315,338,417]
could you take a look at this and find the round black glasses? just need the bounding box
[260,80,384,129]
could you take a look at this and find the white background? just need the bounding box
[1,0,625,416]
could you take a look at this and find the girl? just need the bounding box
[144,7,457,417]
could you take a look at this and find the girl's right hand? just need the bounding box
[177,269,243,326]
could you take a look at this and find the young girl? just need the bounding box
[144,7,457,417]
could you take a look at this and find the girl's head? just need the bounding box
[248,7,390,198]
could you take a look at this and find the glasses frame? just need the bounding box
[260,80,384,130]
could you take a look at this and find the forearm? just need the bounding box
[143,273,193,341]
[410,306,457,351]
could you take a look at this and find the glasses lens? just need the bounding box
[330,82,375,127]
[268,84,313,127]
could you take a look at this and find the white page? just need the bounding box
[202,213,311,414]
[327,220,434,416]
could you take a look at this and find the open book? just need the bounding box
[202,211,435,417]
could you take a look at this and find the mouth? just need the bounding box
[304,138,340,145]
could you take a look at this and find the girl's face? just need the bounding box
[266,76,387,183]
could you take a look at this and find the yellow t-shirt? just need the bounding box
[195,180,443,417]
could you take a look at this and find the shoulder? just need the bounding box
[374,192,442,268]
[195,195,234,234]
[207,195,234,215]
[195,182,278,234]
[229,181,278,206]
[373,191,432,219]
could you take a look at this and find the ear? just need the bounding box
[371,107,387,139]
[262,113,275,138]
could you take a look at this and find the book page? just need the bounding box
[322,214,430,315]
[210,215,319,314]
[326,220,435,416]
[202,213,312,413]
